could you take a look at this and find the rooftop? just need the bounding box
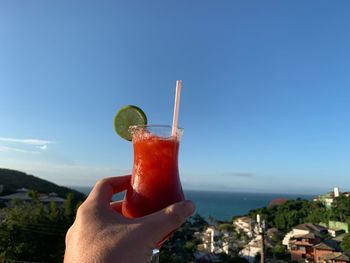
[293,223,327,233]
[0,188,64,203]
[314,240,339,251]
[322,252,350,261]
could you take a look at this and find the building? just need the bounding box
[202,227,222,254]
[314,187,341,208]
[40,192,65,206]
[283,223,328,249]
[239,235,262,263]
[321,252,350,263]
[283,222,350,263]
[283,223,328,261]
[314,240,340,263]
[0,188,65,207]
[328,221,349,237]
[234,216,255,238]
[289,232,322,261]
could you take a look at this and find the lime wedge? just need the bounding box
[114,105,147,141]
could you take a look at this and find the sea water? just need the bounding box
[72,186,314,221]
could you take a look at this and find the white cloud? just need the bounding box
[0,145,40,154]
[0,137,54,154]
[0,137,55,145]
[39,145,48,151]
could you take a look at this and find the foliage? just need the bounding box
[266,242,289,260]
[341,233,350,255]
[219,223,234,232]
[248,195,350,233]
[189,213,208,232]
[331,195,350,222]
[220,253,249,262]
[160,213,207,262]
[0,168,86,202]
[0,193,78,262]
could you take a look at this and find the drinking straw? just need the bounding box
[171,80,182,137]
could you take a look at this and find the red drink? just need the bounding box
[122,125,185,219]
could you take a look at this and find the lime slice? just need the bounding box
[114,105,147,141]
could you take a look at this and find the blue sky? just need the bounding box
[1,1,350,194]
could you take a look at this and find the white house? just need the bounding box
[0,188,65,207]
[234,216,255,238]
[239,235,262,263]
[282,223,328,249]
[202,227,221,253]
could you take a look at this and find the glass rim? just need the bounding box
[129,124,184,131]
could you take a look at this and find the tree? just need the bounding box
[0,193,81,262]
[28,189,38,200]
[64,193,74,223]
[341,233,350,255]
[219,223,234,232]
[49,201,59,222]
[0,203,66,262]
[190,213,208,231]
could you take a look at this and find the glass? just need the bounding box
[122,125,185,219]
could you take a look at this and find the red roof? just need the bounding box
[268,198,288,208]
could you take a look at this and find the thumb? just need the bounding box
[140,200,195,244]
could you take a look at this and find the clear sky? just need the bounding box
[1,1,350,194]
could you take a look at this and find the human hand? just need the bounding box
[64,175,195,263]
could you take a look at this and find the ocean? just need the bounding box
[71,186,314,221]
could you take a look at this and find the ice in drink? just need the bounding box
[122,125,185,218]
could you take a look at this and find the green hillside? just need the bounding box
[0,168,86,201]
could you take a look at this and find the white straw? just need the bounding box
[171,80,182,137]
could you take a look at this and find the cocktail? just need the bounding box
[122,125,185,219]
[114,80,186,259]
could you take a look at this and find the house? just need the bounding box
[0,188,33,205]
[289,232,322,261]
[234,216,255,238]
[40,192,65,206]
[314,187,341,208]
[314,240,340,263]
[321,252,350,263]
[0,188,65,207]
[239,235,262,263]
[202,227,222,254]
[328,221,349,237]
[283,223,328,249]
[282,223,328,261]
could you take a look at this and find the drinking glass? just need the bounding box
[121,125,185,261]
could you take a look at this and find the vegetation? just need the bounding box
[0,195,79,262]
[0,168,86,202]
[0,168,85,262]
[3,168,350,262]
[160,213,208,262]
[341,233,350,255]
[248,196,350,233]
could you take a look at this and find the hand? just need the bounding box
[64,175,195,263]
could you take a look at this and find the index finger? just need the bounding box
[87,175,131,204]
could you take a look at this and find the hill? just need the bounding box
[0,168,86,201]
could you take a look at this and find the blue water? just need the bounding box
[71,186,314,221]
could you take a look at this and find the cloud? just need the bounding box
[222,172,255,178]
[0,137,54,145]
[39,145,48,151]
[0,137,54,153]
[0,145,40,154]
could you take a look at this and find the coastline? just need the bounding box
[70,186,314,221]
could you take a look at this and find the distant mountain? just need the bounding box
[0,168,86,201]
